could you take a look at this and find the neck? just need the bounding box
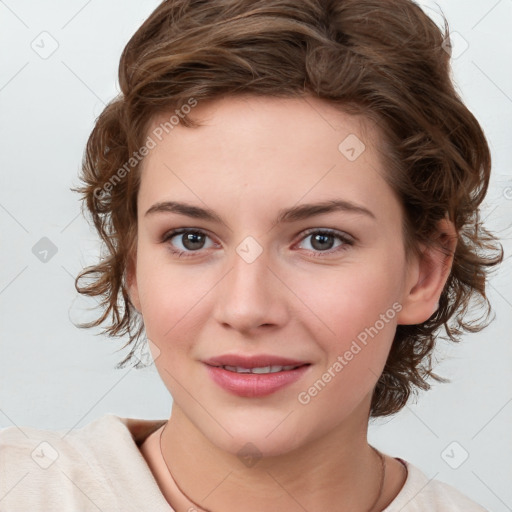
[159,399,386,512]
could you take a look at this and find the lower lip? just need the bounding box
[205,364,310,398]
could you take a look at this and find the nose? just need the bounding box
[212,246,290,335]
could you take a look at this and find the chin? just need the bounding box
[199,411,316,461]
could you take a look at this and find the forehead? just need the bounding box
[145,95,381,160]
[139,95,401,229]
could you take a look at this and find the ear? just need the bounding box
[125,250,142,313]
[396,218,457,325]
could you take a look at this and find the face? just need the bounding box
[129,95,418,457]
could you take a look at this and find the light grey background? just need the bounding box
[1,1,511,510]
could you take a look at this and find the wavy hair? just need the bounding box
[74,0,503,417]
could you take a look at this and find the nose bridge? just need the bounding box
[213,241,287,331]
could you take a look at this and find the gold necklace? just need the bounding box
[158,426,386,512]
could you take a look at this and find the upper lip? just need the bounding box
[203,354,310,368]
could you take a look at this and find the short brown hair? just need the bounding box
[74,0,503,417]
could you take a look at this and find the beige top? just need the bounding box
[0,414,487,511]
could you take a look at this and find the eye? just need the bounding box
[162,229,216,257]
[296,229,354,256]
[161,227,354,259]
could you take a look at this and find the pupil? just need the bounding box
[183,232,204,250]
[312,233,333,251]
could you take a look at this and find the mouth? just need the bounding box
[203,354,311,397]
[203,354,309,369]
[215,364,306,374]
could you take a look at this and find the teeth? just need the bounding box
[252,366,271,374]
[222,365,299,374]
[224,365,252,373]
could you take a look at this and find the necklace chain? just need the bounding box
[158,425,386,512]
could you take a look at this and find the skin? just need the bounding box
[127,95,457,511]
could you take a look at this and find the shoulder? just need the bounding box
[384,459,488,512]
[0,413,129,473]
[0,414,159,511]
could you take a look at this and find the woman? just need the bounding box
[0,0,503,510]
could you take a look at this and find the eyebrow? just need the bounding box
[144,199,376,226]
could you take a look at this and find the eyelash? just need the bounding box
[161,228,354,259]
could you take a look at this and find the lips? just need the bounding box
[203,354,311,398]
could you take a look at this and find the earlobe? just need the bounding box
[396,218,457,325]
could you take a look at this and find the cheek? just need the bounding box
[288,260,404,404]
[135,253,205,347]
[292,260,403,342]
[292,268,402,423]
[136,260,211,391]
